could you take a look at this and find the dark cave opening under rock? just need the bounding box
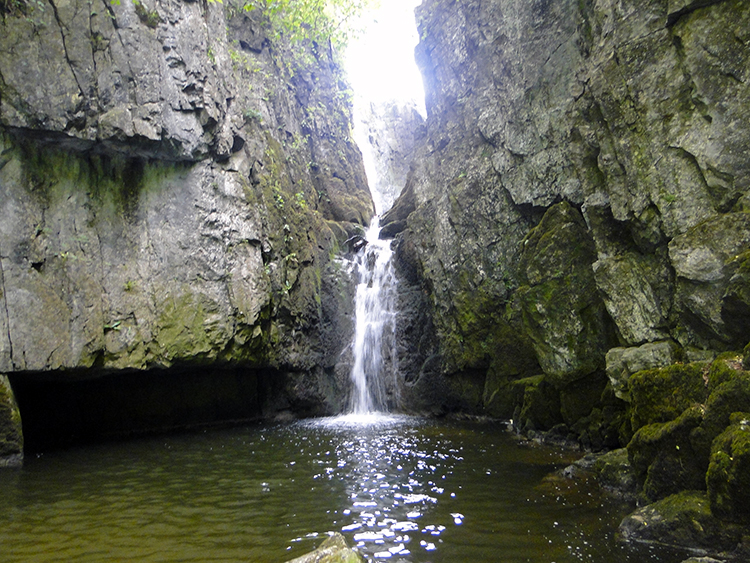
[8,366,278,452]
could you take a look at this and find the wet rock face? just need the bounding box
[357,100,425,216]
[0,0,372,434]
[0,376,22,466]
[517,202,614,383]
[392,0,750,419]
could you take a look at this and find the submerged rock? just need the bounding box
[618,491,742,555]
[285,533,364,563]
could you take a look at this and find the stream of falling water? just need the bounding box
[348,217,398,414]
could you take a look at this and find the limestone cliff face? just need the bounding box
[388,1,750,544]
[388,0,750,423]
[0,0,373,453]
[356,100,425,215]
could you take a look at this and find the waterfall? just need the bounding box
[348,217,398,414]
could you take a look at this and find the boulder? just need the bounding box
[693,369,750,461]
[618,491,742,554]
[605,340,681,401]
[514,375,563,432]
[669,213,750,347]
[706,412,750,524]
[628,363,708,433]
[285,533,364,563]
[628,406,706,502]
[721,250,750,344]
[592,448,638,497]
[517,202,615,383]
[593,253,669,345]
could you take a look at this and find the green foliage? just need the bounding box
[244,0,375,50]
[1,0,45,22]
[243,107,263,123]
[132,0,160,27]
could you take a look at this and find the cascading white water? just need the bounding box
[348,217,398,414]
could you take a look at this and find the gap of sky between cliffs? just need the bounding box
[345,0,426,116]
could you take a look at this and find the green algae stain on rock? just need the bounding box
[517,202,616,383]
[155,291,233,364]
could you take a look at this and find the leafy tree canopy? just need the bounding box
[245,0,376,50]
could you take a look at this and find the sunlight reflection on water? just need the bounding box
[0,416,690,563]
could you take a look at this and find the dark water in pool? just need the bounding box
[0,415,688,562]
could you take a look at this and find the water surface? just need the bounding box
[0,416,688,562]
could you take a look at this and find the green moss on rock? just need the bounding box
[628,362,708,432]
[627,406,706,502]
[707,412,750,524]
[619,490,742,553]
[0,375,23,463]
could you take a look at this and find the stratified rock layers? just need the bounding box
[0,0,373,454]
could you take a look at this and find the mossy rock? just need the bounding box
[0,375,23,462]
[285,532,364,563]
[517,202,615,382]
[706,412,750,524]
[628,406,706,502]
[514,375,563,431]
[572,405,627,451]
[592,448,638,496]
[707,352,745,392]
[628,363,708,433]
[559,371,609,425]
[619,491,742,554]
[605,340,681,401]
[693,370,750,462]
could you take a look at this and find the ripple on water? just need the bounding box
[0,416,691,563]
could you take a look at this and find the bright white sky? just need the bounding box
[344,0,426,114]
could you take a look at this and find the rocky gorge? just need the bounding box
[1,0,750,559]
[380,0,750,558]
[0,0,374,453]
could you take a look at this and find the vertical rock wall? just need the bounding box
[384,0,750,550]
[0,0,373,454]
[387,0,750,428]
